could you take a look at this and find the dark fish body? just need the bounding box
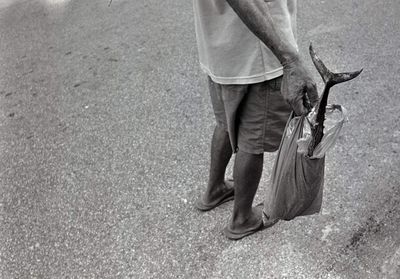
[307,44,362,157]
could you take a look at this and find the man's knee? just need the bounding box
[236,143,264,155]
[215,122,228,133]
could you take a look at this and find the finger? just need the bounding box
[303,93,312,112]
[306,81,319,106]
[291,94,308,116]
[293,102,307,116]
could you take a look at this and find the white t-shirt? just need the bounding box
[193,0,298,85]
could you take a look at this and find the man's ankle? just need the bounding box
[203,182,229,201]
[231,212,251,226]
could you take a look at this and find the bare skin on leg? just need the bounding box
[224,150,264,239]
[195,125,234,211]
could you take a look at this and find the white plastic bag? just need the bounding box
[297,104,348,158]
[263,105,346,221]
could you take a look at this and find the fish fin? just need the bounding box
[309,43,363,86]
[309,43,332,84]
[331,69,363,85]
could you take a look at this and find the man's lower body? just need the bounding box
[196,76,292,240]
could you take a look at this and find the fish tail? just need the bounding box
[309,43,363,87]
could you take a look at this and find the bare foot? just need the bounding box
[201,179,233,205]
[226,205,263,235]
[195,179,234,211]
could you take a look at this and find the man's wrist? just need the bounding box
[280,51,300,68]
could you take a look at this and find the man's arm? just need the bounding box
[226,0,318,115]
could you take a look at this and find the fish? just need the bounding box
[307,44,363,157]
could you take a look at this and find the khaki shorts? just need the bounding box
[209,76,292,154]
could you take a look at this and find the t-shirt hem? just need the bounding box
[200,63,283,85]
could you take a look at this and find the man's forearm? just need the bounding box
[226,0,299,65]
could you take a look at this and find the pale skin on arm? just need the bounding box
[226,0,319,115]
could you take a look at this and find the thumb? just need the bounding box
[306,81,319,107]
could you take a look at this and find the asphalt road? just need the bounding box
[0,0,399,278]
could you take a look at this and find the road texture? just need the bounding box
[0,0,399,278]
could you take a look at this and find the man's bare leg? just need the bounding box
[227,150,263,233]
[199,125,233,205]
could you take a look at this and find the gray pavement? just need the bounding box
[0,0,399,278]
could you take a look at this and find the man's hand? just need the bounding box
[224,0,319,115]
[281,58,319,116]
